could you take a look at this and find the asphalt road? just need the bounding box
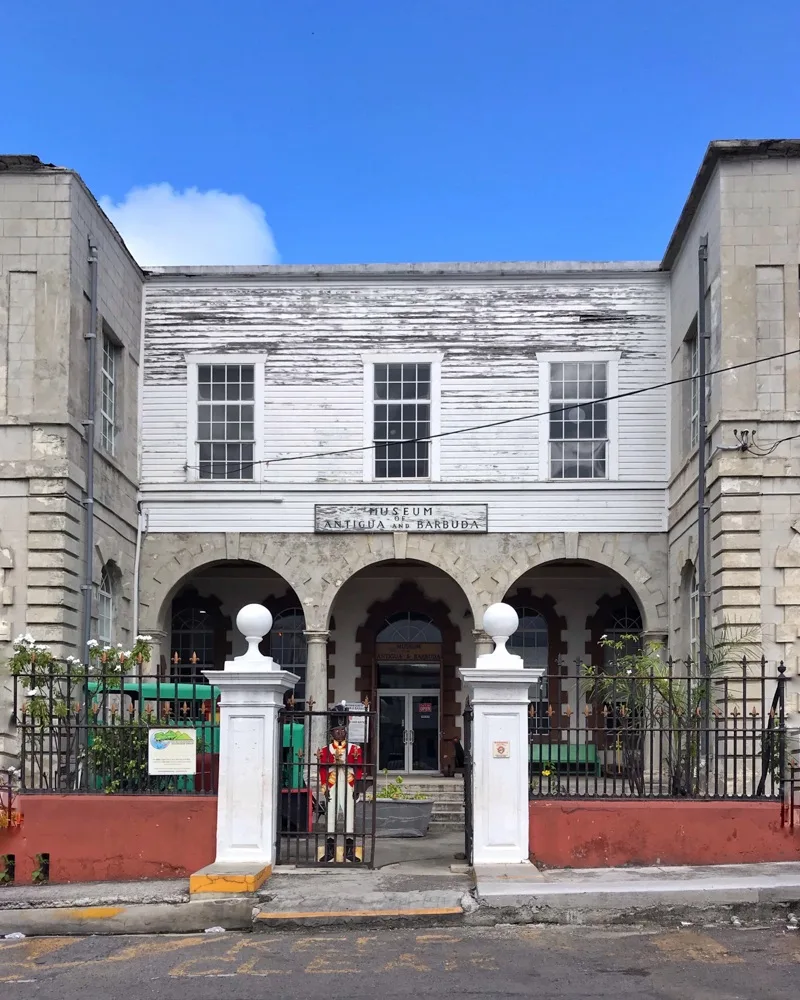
[1,924,799,998]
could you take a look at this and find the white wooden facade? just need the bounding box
[140,263,670,533]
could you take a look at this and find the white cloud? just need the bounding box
[99,183,279,267]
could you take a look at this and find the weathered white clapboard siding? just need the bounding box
[142,488,666,534]
[141,270,669,520]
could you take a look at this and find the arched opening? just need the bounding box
[329,562,470,776]
[161,561,302,699]
[504,560,648,761]
[373,606,444,772]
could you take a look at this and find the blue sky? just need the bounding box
[3,1,799,265]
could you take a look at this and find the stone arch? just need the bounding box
[137,533,312,637]
[312,535,484,629]
[486,532,666,633]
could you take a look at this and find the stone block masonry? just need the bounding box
[0,162,144,766]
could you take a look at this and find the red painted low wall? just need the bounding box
[530,799,800,868]
[0,795,217,883]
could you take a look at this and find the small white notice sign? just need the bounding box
[337,703,370,745]
[148,727,197,776]
[492,741,510,759]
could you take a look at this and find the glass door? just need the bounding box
[378,695,406,772]
[378,692,440,772]
[411,695,439,771]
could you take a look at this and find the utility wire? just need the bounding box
[184,347,800,476]
[744,430,800,457]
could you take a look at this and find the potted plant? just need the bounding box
[363,773,434,838]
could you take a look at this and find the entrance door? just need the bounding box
[378,692,440,773]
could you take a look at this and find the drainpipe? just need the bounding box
[697,236,710,767]
[80,239,98,660]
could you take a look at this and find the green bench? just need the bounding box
[529,743,600,775]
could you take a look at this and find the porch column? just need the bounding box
[642,630,669,659]
[137,627,167,676]
[191,604,298,895]
[304,629,330,760]
[459,604,542,866]
[472,628,493,658]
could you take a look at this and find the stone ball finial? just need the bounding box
[236,604,273,643]
[482,603,519,654]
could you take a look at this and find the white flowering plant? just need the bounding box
[85,635,153,677]
[8,633,153,725]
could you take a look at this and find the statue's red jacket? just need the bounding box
[317,741,364,787]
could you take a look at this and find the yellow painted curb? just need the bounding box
[256,906,463,921]
[189,865,272,895]
[63,906,125,920]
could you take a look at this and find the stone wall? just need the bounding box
[0,162,143,766]
[667,148,800,721]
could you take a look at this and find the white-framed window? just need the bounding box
[689,566,699,665]
[186,354,266,482]
[100,332,118,455]
[538,352,619,481]
[97,565,114,645]
[362,354,442,481]
[688,332,699,451]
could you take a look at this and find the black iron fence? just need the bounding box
[528,659,788,800]
[12,665,220,795]
[783,765,800,829]
[276,706,377,867]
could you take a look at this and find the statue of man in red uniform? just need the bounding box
[317,712,364,862]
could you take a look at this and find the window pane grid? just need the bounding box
[689,569,699,663]
[197,364,256,480]
[689,336,700,449]
[100,335,116,455]
[549,361,608,479]
[271,609,307,702]
[97,567,113,645]
[373,363,431,478]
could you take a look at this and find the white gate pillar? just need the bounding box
[190,604,298,895]
[459,603,542,866]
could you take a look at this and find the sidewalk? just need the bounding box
[472,860,800,925]
[5,850,800,936]
[0,831,471,936]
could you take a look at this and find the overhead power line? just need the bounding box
[743,430,800,457]
[183,348,800,475]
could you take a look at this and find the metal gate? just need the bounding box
[463,699,474,865]
[276,704,377,867]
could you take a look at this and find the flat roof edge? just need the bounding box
[144,260,662,280]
